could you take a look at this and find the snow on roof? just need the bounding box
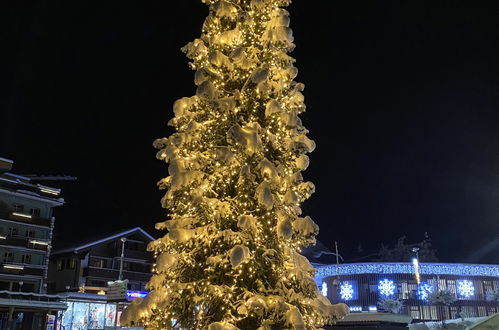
[52,227,155,255]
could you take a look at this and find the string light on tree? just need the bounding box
[120,0,348,329]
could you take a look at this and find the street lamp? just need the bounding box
[118,237,127,281]
[412,247,421,284]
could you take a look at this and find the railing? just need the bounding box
[122,249,152,261]
[0,236,49,252]
[0,263,44,276]
[83,267,151,282]
[0,211,52,227]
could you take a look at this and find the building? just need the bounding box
[0,157,67,329]
[48,227,154,294]
[47,227,155,329]
[316,262,499,322]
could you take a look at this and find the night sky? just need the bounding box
[2,1,499,263]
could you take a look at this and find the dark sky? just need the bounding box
[2,1,499,263]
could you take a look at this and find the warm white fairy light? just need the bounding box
[120,0,348,329]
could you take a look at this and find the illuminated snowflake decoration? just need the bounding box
[417,282,434,300]
[378,279,396,296]
[321,282,328,297]
[339,282,354,300]
[457,280,475,298]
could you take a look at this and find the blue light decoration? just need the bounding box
[378,279,396,296]
[314,262,499,281]
[457,280,475,298]
[339,282,355,300]
[126,290,148,299]
[349,306,362,312]
[321,282,328,297]
[417,282,434,300]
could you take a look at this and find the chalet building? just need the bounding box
[0,157,66,329]
[48,227,155,294]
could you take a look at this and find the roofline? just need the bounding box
[52,227,155,255]
[0,158,13,164]
[315,262,499,279]
[0,187,64,206]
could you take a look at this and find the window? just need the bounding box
[8,228,18,237]
[57,259,63,271]
[25,229,35,238]
[409,306,420,320]
[69,258,76,269]
[29,208,40,216]
[21,254,31,264]
[12,204,24,212]
[3,252,13,263]
[90,258,106,268]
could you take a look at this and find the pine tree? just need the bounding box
[121,0,348,328]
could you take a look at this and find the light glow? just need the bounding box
[412,258,420,284]
[3,264,24,270]
[378,279,396,296]
[126,291,148,299]
[321,282,327,297]
[29,240,49,246]
[339,282,355,300]
[368,306,377,312]
[12,212,32,219]
[315,262,499,279]
[417,282,434,300]
[349,306,362,312]
[457,280,475,298]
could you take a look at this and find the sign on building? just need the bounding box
[107,280,128,302]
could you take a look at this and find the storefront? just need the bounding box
[57,292,119,330]
[57,290,148,330]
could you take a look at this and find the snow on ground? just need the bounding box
[409,316,486,329]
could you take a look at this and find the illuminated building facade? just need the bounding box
[0,157,66,329]
[316,262,499,322]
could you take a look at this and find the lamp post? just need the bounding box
[118,237,127,281]
[412,247,421,285]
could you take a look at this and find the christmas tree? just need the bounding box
[121,0,348,328]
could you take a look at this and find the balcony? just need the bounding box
[123,249,152,261]
[83,267,151,283]
[0,236,49,252]
[0,211,52,227]
[0,263,44,277]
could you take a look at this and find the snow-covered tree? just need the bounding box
[428,289,456,306]
[486,289,499,303]
[378,298,404,314]
[121,0,348,329]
